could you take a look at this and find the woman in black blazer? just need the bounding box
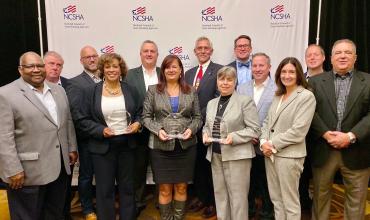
[77,53,141,220]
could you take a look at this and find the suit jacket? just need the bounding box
[60,76,69,89]
[184,61,223,119]
[126,66,160,146]
[75,81,141,154]
[203,92,261,161]
[238,77,276,125]
[0,78,77,185]
[142,85,202,151]
[65,71,97,140]
[308,70,370,169]
[260,86,316,158]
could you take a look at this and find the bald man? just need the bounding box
[0,51,77,219]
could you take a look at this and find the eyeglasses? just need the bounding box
[82,55,98,60]
[235,44,251,49]
[20,64,45,70]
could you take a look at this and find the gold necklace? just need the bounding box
[104,82,121,95]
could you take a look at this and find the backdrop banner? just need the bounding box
[45,0,310,78]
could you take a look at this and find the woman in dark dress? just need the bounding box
[142,55,202,220]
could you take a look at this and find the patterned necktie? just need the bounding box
[195,65,203,90]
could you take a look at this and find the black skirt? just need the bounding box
[150,141,196,184]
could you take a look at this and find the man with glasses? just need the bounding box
[66,45,100,220]
[185,36,222,218]
[0,51,77,219]
[228,35,253,89]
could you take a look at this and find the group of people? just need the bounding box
[0,35,369,220]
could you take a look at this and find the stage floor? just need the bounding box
[1,184,369,220]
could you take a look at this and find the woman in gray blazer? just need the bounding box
[260,57,316,220]
[142,55,202,220]
[202,66,261,220]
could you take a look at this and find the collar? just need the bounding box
[84,70,100,80]
[141,65,157,75]
[333,70,353,79]
[253,77,269,88]
[24,79,50,94]
[199,59,211,69]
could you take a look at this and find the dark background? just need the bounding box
[1,0,369,86]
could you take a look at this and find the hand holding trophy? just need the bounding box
[107,110,132,135]
[163,113,188,140]
[208,116,228,144]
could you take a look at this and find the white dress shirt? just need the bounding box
[253,78,269,105]
[142,65,158,91]
[192,59,211,86]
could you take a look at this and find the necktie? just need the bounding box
[238,61,250,68]
[195,65,203,89]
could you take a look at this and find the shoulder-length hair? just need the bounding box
[275,57,309,96]
[98,53,128,79]
[157,55,191,94]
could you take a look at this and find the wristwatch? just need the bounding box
[347,132,356,144]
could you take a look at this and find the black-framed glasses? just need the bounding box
[82,55,98,60]
[20,64,45,70]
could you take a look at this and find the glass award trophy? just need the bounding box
[108,110,132,135]
[163,113,188,140]
[208,116,228,144]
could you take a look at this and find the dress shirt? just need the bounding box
[236,59,252,85]
[192,59,211,86]
[85,70,101,83]
[253,78,269,105]
[334,71,353,131]
[26,81,58,126]
[142,65,158,91]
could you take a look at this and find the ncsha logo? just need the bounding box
[63,5,84,20]
[201,7,222,22]
[270,5,290,19]
[132,6,153,22]
[169,46,190,61]
[100,45,115,54]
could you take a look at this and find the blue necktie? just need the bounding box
[238,61,250,68]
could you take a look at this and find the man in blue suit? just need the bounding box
[238,52,276,219]
[228,35,253,89]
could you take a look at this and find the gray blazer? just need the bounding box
[260,86,316,158]
[203,92,261,161]
[142,85,202,151]
[238,77,276,125]
[0,78,77,185]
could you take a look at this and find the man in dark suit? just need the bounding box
[44,50,75,220]
[185,36,222,218]
[66,45,101,220]
[44,51,68,87]
[0,51,78,220]
[126,40,160,214]
[228,35,253,89]
[308,39,370,220]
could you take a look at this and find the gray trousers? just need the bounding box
[312,150,370,220]
[265,156,304,220]
[211,153,251,220]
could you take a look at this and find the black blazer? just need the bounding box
[308,70,370,169]
[66,71,97,140]
[126,66,160,146]
[184,61,223,119]
[76,81,142,154]
[60,76,69,89]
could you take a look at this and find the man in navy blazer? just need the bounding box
[126,40,160,214]
[228,35,253,89]
[65,45,101,220]
[309,39,370,220]
[238,52,275,219]
[184,36,222,218]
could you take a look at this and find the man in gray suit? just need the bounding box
[185,36,223,218]
[238,52,275,219]
[0,51,78,220]
[309,39,370,220]
[126,40,160,214]
[66,45,100,220]
[228,35,253,88]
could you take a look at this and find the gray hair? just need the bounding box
[194,36,213,49]
[44,51,64,64]
[140,40,158,52]
[331,39,356,55]
[217,66,237,80]
[252,52,271,65]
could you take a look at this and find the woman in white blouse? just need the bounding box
[260,57,316,220]
[77,53,141,220]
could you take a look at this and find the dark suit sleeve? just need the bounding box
[188,90,202,134]
[65,79,83,122]
[127,83,143,124]
[308,78,331,140]
[75,86,105,139]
